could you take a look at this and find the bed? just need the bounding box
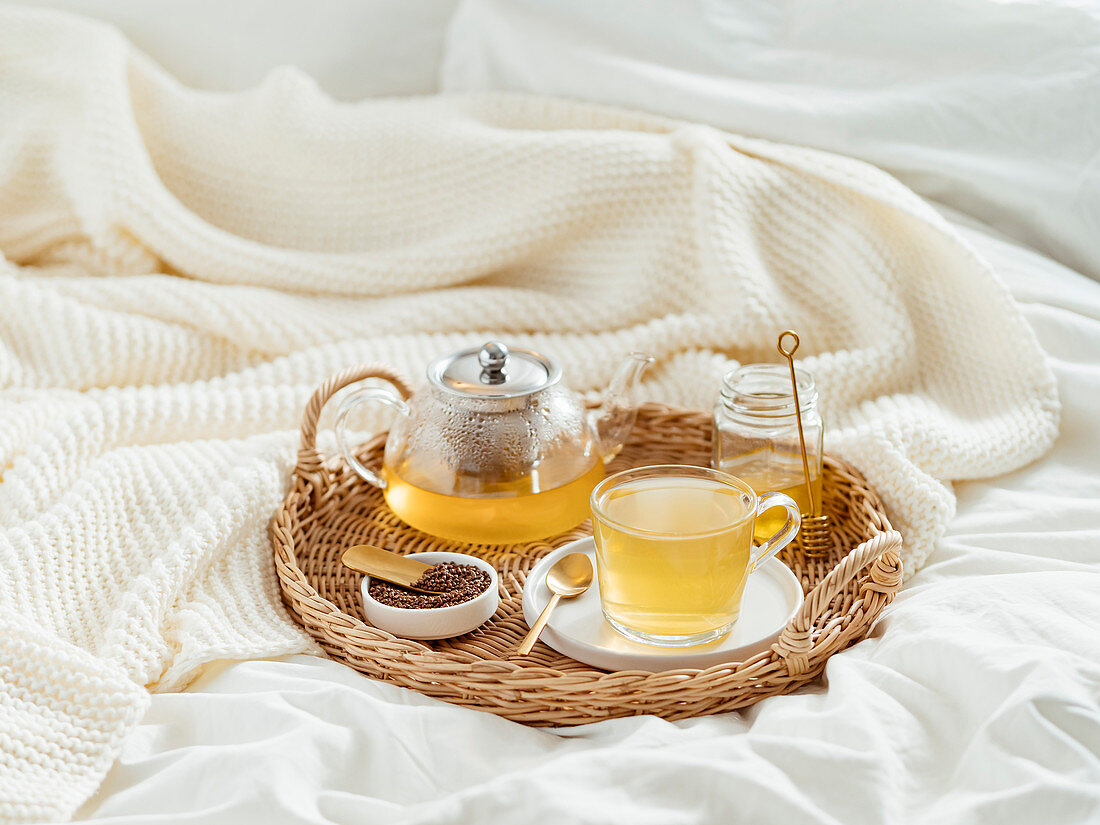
[3,2,1099,823]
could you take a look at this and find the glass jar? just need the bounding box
[712,364,824,542]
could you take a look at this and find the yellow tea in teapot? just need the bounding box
[382,459,605,544]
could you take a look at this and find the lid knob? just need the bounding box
[478,341,509,385]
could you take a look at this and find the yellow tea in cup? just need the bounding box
[591,465,800,647]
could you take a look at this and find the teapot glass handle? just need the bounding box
[334,386,410,489]
[749,492,802,573]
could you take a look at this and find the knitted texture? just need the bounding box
[0,8,1059,822]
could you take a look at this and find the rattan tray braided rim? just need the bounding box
[271,364,904,725]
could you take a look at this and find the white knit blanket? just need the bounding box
[0,9,1059,822]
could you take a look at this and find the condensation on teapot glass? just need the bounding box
[335,340,654,544]
[387,379,594,497]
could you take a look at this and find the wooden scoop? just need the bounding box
[341,544,445,594]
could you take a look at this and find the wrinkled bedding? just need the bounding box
[4,1,1097,823]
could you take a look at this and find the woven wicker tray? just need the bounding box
[271,365,903,725]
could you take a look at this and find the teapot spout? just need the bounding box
[591,352,656,463]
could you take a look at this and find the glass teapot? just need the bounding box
[335,342,654,544]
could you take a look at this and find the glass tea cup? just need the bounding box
[590,465,801,647]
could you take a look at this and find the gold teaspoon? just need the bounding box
[517,552,594,655]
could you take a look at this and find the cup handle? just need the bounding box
[334,386,410,489]
[749,492,802,573]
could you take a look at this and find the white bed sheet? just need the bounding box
[7,0,459,98]
[441,0,1100,283]
[77,219,1100,825]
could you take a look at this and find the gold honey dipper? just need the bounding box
[777,331,832,558]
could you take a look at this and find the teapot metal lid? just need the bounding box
[428,341,562,399]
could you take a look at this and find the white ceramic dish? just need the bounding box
[360,551,499,640]
[521,538,804,671]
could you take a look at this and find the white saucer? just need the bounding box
[521,537,804,672]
